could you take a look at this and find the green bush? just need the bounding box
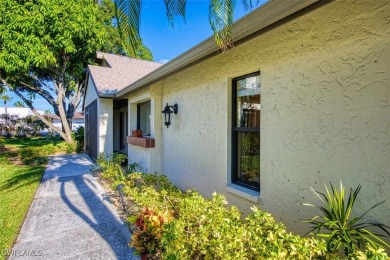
[65,141,76,154]
[97,153,126,182]
[19,147,48,165]
[161,192,248,259]
[72,126,84,153]
[96,156,389,259]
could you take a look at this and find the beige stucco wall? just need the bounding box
[84,75,114,158]
[98,98,113,157]
[125,0,389,236]
[84,75,98,108]
[125,83,163,173]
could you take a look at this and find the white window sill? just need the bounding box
[226,183,260,203]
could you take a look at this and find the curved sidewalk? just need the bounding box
[10,154,138,260]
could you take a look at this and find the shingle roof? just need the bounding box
[49,111,84,120]
[88,52,162,95]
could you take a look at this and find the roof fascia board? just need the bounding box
[116,0,319,98]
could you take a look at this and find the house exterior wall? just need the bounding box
[84,75,98,108]
[98,98,113,157]
[125,0,389,235]
[125,84,163,173]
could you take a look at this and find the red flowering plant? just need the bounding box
[129,207,174,259]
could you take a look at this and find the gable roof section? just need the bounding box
[88,52,162,96]
[116,0,321,98]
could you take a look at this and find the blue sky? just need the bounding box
[141,0,263,63]
[5,0,267,112]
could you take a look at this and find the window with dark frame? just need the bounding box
[137,101,151,136]
[232,72,260,191]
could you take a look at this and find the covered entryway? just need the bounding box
[113,99,128,155]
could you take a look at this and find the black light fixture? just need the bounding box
[162,103,178,128]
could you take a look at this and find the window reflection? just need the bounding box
[232,73,260,191]
[237,132,260,184]
[236,75,260,128]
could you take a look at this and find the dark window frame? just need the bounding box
[137,100,151,136]
[232,72,260,191]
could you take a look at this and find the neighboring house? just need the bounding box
[49,111,85,131]
[0,107,48,135]
[84,0,390,236]
[0,107,45,118]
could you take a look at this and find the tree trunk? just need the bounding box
[56,83,73,143]
[4,101,9,136]
[11,88,71,142]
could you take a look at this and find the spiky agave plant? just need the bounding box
[304,182,390,256]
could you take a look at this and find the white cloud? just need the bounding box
[158,58,170,64]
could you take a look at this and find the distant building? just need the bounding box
[48,112,85,131]
[0,107,45,118]
[0,107,84,134]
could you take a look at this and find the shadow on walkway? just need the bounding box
[10,154,138,260]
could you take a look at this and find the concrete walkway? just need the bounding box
[10,154,138,260]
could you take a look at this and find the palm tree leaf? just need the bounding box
[209,0,235,51]
[164,0,186,27]
[114,0,142,57]
[240,0,256,11]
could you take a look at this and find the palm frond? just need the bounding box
[164,0,186,27]
[209,0,235,51]
[240,0,255,11]
[114,0,142,57]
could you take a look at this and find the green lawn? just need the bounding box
[0,137,67,259]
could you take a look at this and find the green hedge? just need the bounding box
[97,169,388,259]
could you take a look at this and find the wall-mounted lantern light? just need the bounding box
[161,103,178,128]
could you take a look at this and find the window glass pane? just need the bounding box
[236,75,260,127]
[139,101,151,135]
[237,132,260,185]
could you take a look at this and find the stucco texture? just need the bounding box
[84,75,98,108]
[126,0,390,235]
[98,99,113,156]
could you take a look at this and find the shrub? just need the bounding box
[161,192,247,259]
[95,156,389,259]
[19,147,47,165]
[97,153,127,182]
[65,141,76,154]
[72,126,84,153]
[244,207,327,259]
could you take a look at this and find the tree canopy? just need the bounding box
[0,0,105,142]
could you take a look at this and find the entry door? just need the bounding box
[85,100,98,160]
[119,111,128,152]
